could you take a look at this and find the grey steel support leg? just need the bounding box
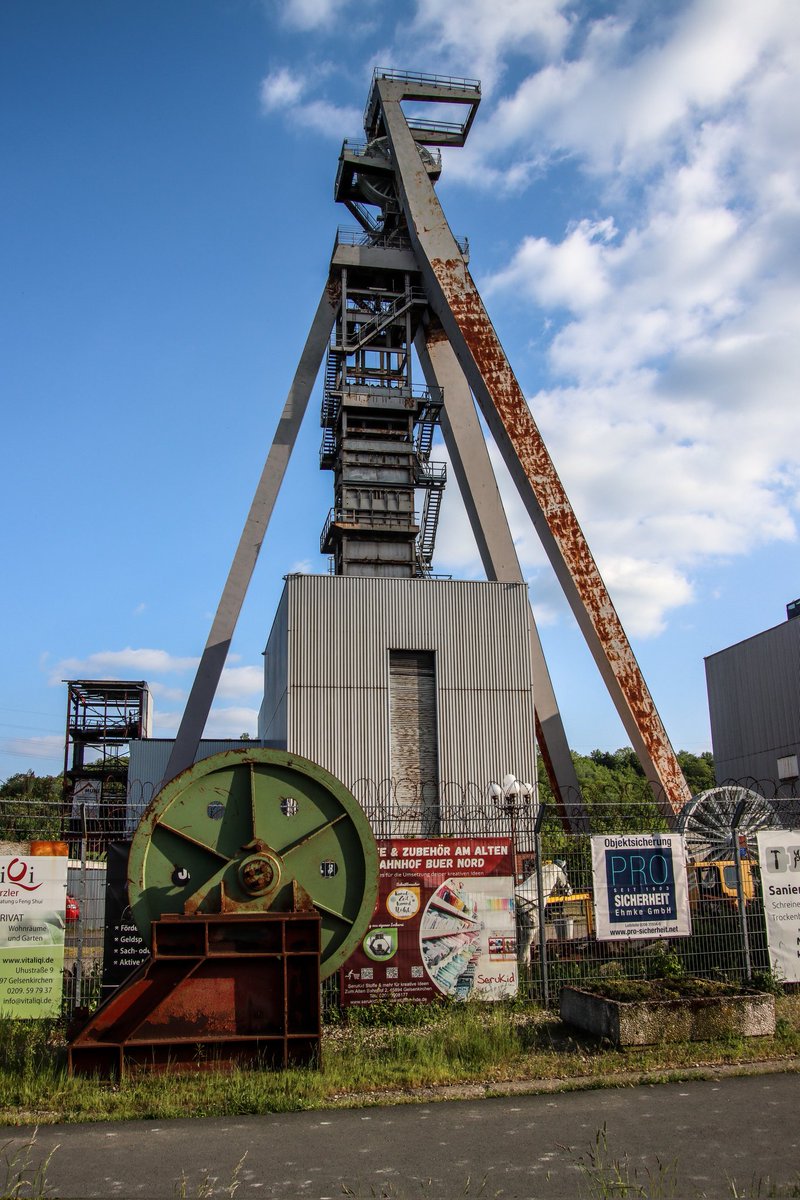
[415,325,587,832]
[162,281,338,786]
[379,79,690,820]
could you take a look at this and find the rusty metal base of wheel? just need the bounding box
[68,912,322,1079]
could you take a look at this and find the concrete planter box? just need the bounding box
[560,983,775,1047]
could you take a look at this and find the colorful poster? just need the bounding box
[342,837,517,1005]
[756,830,800,983]
[591,833,691,941]
[0,855,68,1017]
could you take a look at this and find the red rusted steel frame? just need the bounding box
[68,913,322,1078]
[415,323,588,833]
[378,79,690,821]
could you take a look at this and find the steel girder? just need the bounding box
[376,75,690,820]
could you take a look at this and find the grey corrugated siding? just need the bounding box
[262,574,536,793]
[705,617,800,783]
[258,586,290,746]
[127,739,255,830]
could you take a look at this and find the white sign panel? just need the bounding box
[591,833,691,941]
[756,830,800,983]
[0,856,68,1017]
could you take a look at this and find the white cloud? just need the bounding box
[217,666,263,700]
[49,647,264,746]
[291,98,361,138]
[153,706,260,740]
[0,735,64,764]
[259,67,305,112]
[486,218,617,311]
[259,65,360,138]
[204,707,261,739]
[51,647,198,685]
[599,557,694,638]
[409,0,573,90]
[147,681,186,704]
[468,0,799,175]
[278,0,350,32]
[441,0,800,637]
[254,1,800,644]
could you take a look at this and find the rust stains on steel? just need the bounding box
[430,254,690,816]
[423,310,449,346]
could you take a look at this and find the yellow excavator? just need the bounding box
[687,858,755,910]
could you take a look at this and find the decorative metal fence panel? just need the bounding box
[1,780,798,1017]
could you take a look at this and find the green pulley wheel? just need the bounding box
[127,748,379,978]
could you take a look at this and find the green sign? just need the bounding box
[0,856,68,1018]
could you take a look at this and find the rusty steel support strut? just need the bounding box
[415,323,588,832]
[377,76,690,820]
[163,281,339,786]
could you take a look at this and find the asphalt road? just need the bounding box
[2,1073,799,1199]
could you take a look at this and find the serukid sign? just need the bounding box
[0,855,68,1017]
[342,837,518,1006]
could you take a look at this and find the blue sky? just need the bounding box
[2,0,799,783]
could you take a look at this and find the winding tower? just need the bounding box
[162,69,692,832]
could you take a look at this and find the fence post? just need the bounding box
[534,803,549,1008]
[75,801,87,1007]
[731,798,753,983]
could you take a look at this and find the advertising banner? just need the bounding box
[0,855,68,1017]
[591,833,691,941]
[756,830,800,983]
[101,843,149,995]
[342,837,517,1005]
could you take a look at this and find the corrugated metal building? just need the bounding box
[705,604,800,790]
[258,574,537,811]
[126,739,254,832]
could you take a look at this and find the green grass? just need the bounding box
[0,995,798,1126]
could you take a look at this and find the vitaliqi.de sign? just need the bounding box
[0,855,69,1017]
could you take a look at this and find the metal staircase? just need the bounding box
[342,288,427,352]
[319,348,343,466]
[416,395,443,462]
[416,462,446,570]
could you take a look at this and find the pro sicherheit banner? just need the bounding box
[591,833,691,940]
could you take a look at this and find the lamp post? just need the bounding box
[490,773,535,883]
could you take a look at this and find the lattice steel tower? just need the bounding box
[164,69,692,831]
[318,241,445,576]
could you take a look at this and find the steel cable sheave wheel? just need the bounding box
[678,785,779,862]
[127,748,379,978]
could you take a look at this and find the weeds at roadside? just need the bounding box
[174,1151,247,1198]
[0,1129,59,1199]
[340,1176,500,1198]
[728,1175,800,1198]
[574,1124,680,1198]
[0,996,799,1124]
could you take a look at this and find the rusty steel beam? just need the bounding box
[379,79,690,820]
[163,281,338,787]
[415,322,588,832]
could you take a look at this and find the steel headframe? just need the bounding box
[368,70,690,822]
[163,67,690,826]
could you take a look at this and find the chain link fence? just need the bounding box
[1,778,798,1017]
[0,796,126,1015]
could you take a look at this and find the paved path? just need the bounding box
[2,1073,799,1198]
